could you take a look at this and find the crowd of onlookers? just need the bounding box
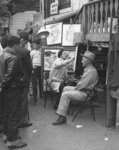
[0,31,36,149]
[0,29,99,149]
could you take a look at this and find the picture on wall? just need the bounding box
[44,49,76,72]
[46,22,62,45]
[62,24,82,46]
[44,49,60,71]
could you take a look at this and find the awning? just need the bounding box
[44,10,80,25]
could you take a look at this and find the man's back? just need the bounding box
[16,47,32,81]
[76,65,99,91]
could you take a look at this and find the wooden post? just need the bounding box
[106,8,119,127]
[82,5,88,41]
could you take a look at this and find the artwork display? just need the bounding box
[42,48,76,91]
[46,22,62,45]
[44,49,76,72]
[44,49,59,71]
[62,24,82,46]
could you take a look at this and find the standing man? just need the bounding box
[30,39,42,105]
[0,35,27,148]
[52,51,99,125]
[17,30,32,128]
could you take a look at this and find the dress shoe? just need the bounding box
[18,122,32,128]
[3,135,21,143]
[52,116,67,125]
[7,139,27,149]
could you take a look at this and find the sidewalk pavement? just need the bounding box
[0,97,119,150]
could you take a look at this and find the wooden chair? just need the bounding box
[71,87,98,121]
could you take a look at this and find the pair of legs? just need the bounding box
[53,86,87,125]
[32,66,42,104]
[2,87,27,148]
[19,88,32,127]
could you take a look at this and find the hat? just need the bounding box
[81,51,95,62]
[37,28,49,39]
[18,31,29,41]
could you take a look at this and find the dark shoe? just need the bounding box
[52,116,67,125]
[3,135,21,143]
[18,122,32,128]
[3,135,7,143]
[7,139,27,149]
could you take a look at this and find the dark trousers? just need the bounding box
[0,92,4,125]
[19,88,29,125]
[32,66,42,99]
[3,88,23,142]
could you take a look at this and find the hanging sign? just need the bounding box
[50,2,58,15]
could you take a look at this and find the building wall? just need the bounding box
[54,0,90,14]
[44,0,91,18]
[71,0,89,10]
[9,11,37,35]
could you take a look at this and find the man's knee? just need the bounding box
[63,86,69,92]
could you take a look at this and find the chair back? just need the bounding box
[85,84,98,102]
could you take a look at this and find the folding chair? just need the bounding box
[71,88,98,121]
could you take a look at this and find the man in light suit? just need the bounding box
[52,51,99,125]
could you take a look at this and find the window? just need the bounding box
[59,0,71,9]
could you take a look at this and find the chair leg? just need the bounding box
[72,104,85,121]
[44,85,48,108]
[90,101,96,121]
[51,92,54,104]
[72,108,80,121]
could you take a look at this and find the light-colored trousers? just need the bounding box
[56,86,87,117]
[50,81,61,92]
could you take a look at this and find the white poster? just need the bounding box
[62,24,82,46]
[46,22,62,45]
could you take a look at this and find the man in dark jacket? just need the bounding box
[0,35,27,149]
[17,30,32,128]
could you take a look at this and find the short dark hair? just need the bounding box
[58,49,64,58]
[18,31,29,41]
[33,39,41,45]
[7,35,20,47]
[1,35,11,48]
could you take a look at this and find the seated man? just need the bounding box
[48,49,74,108]
[52,50,99,125]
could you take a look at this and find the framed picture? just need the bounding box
[62,24,82,46]
[41,47,61,92]
[46,22,63,45]
[44,49,60,71]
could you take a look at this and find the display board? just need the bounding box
[62,24,82,46]
[41,47,76,92]
[46,22,62,45]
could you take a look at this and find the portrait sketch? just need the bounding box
[46,22,62,45]
[62,24,82,46]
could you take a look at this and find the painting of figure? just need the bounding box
[46,22,62,45]
[62,24,82,46]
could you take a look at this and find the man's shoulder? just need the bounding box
[16,47,30,56]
